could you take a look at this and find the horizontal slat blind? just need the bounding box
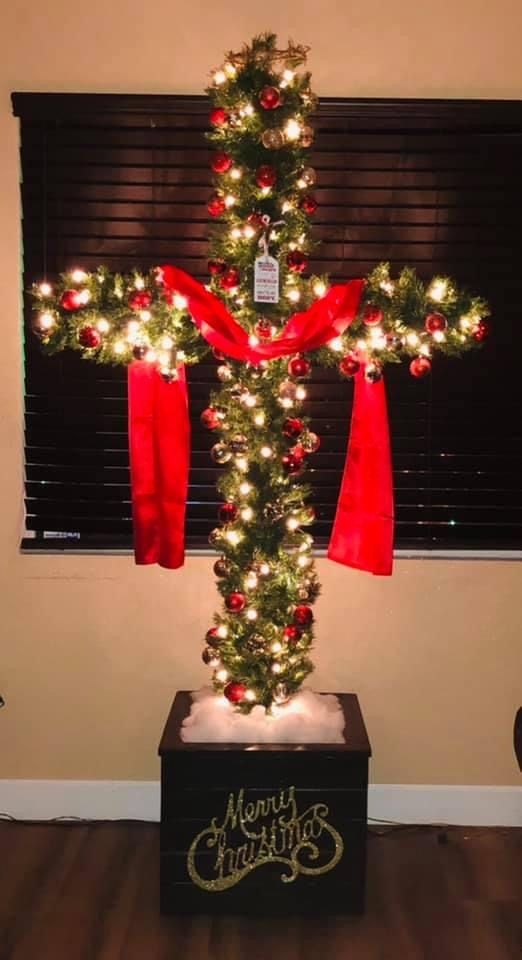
[13,93,522,550]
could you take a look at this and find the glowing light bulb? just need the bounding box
[226,530,242,546]
[241,507,254,522]
[419,344,431,357]
[161,335,174,350]
[39,282,52,296]
[225,194,236,208]
[295,386,307,400]
[96,318,110,333]
[38,312,55,330]
[214,69,226,85]
[174,294,188,310]
[224,62,236,78]
[286,517,300,531]
[328,337,344,352]
[243,225,255,239]
[298,555,310,568]
[459,314,472,331]
[216,625,228,639]
[246,608,258,621]
[271,641,283,654]
[235,457,249,472]
[134,276,145,290]
[296,178,307,190]
[259,563,270,576]
[283,68,295,83]
[285,118,301,141]
[243,103,254,116]
[127,320,140,342]
[78,289,91,305]
[230,167,242,180]
[72,269,87,283]
[271,662,282,674]
[433,330,446,343]
[406,332,420,347]
[145,349,157,363]
[245,689,257,702]
[254,412,266,426]
[260,187,271,197]
[282,200,294,213]
[113,341,125,355]
[260,446,273,458]
[287,289,301,303]
[230,227,242,240]
[245,573,258,590]
[239,481,252,495]
[243,394,257,408]
[428,278,448,302]
[248,334,260,347]
[177,350,186,361]
[380,280,395,296]
[313,280,327,298]
[216,668,228,682]
[139,310,151,321]
[279,398,293,409]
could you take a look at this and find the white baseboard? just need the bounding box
[0,780,520,826]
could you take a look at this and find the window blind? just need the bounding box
[12,93,522,551]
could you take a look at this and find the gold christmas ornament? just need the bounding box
[261,127,285,150]
[301,166,317,186]
[301,125,314,147]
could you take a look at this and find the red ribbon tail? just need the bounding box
[128,362,190,569]
[327,368,394,576]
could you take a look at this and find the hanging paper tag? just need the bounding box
[254,255,279,304]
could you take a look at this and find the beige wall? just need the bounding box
[1,0,521,786]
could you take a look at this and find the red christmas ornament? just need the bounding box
[283,624,302,644]
[78,326,101,349]
[339,354,360,377]
[220,267,240,291]
[286,250,307,274]
[224,681,247,704]
[128,290,152,312]
[293,604,314,627]
[288,355,311,378]
[259,85,282,110]
[207,194,226,218]
[291,443,307,460]
[300,194,318,215]
[410,357,432,378]
[211,151,233,174]
[208,258,226,276]
[282,452,304,476]
[472,319,490,342]
[219,502,239,523]
[254,318,273,340]
[201,407,221,430]
[225,592,246,613]
[209,107,230,127]
[60,289,83,311]
[255,165,277,189]
[283,417,304,438]
[425,311,447,334]
[247,211,266,230]
[206,627,221,647]
[363,305,384,327]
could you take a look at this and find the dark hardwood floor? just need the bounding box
[0,822,520,959]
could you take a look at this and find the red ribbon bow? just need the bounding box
[128,266,394,575]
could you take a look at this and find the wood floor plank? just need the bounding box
[0,823,519,960]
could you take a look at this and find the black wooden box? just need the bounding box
[158,691,371,914]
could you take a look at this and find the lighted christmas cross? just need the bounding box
[31,34,489,713]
